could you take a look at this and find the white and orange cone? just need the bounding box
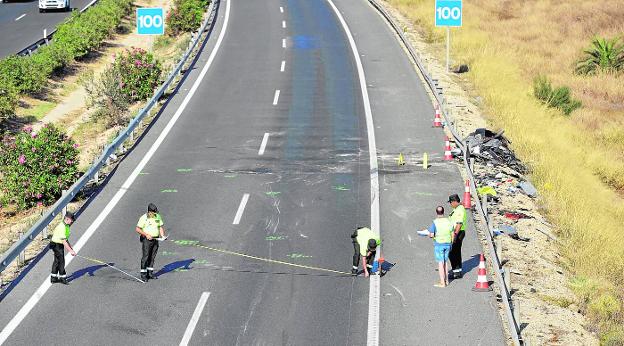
[463,180,472,209]
[444,136,453,161]
[433,104,443,127]
[472,254,492,292]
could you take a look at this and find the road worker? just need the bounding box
[351,227,381,277]
[427,206,455,287]
[50,212,76,285]
[136,203,166,282]
[448,194,467,279]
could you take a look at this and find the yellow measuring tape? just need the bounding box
[169,239,352,276]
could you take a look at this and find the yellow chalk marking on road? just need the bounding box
[423,152,428,169]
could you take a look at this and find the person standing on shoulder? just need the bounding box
[136,203,166,282]
[428,206,454,287]
[350,227,381,278]
[50,212,76,285]
[448,194,467,279]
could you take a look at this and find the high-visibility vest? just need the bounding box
[51,222,70,244]
[356,227,381,254]
[450,205,467,232]
[433,218,454,244]
[137,213,163,237]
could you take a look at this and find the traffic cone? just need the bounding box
[396,153,406,166]
[444,136,453,161]
[463,180,471,208]
[472,254,492,292]
[433,104,443,127]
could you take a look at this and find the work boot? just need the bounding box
[351,268,358,276]
[59,278,69,285]
[141,273,149,282]
[50,276,59,284]
[453,270,463,279]
[147,271,157,280]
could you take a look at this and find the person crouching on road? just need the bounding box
[136,203,166,282]
[351,227,381,278]
[448,193,467,279]
[428,206,454,288]
[50,212,76,285]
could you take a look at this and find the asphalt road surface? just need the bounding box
[0,0,505,344]
[0,0,93,57]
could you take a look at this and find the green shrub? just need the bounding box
[82,69,130,126]
[0,78,17,121]
[575,37,624,75]
[533,75,582,115]
[0,125,79,210]
[113,48,162,102]
[0,56,48,94]
[167,0,209,36]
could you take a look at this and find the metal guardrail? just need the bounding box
[16,0,100,56]
[0,0,218,274]
[366,1,522,345]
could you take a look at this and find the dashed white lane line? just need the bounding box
[280,60,285,72]
[272,89,280,105]
[280,6,284,13]
[233,194,250,225]
[258,133,269,155]
[282,20,286,28]
[15,14,26,21]
[179,292,211,346]
[325,0,380,345]
[0,0,232,343]
[282,38,286,48]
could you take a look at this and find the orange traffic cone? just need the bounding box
[444,136,453,161]
[433,104,443,127]
[472,254,492,292]
[463,180,471,208]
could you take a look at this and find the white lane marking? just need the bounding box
[15,14,26,21]
[325,1,380,345]
[282,20,286,28]
[179,292,211,346]
[0,0,232,343]
[258,133,270,155]
[233,194,250,225]
[81,0,97,11]
[280,60,285,72]
[282,38,286,48]
[280,6,284,13]
[272,89,280,105]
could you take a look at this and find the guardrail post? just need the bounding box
[504,267,511,292]
[44,29,48,45]
[470,157,475,172]
[17,232,25,266]
[62,190,68,216]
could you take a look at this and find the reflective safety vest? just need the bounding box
[137,213,163,237]
[450,205,467,232]
[51,222,70,244]
[433,218,454,244]
[356,227,381,254]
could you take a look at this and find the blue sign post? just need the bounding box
[137,8,165,35]
[435,0,462,71]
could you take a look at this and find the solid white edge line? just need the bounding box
[272,89,280,105]
[325,1,380,345]
[258,133,270,155]
[282,38,286,48]
[15,14,26,21]
[282,20,286,28]
[179,292,211,346]
[233,194,250,225]
[280,60,285,72]
[0,0,232,344]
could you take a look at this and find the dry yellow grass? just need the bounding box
[387,0,624,340]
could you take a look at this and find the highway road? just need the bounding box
[0,0,93,57]
[0,0,505,344]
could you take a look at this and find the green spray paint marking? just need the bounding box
[177,168,192,172]
[194,259,210,265]
[286,253,312,259]
[161,189,178,193]
[333,185,350,191]
[265,235,287,241]
[413,191,433,196]
[138,172,150,175]
[224,174,238,178]
[265,191,281,197]
[174,239,200,246]
[161,251,178,256]
[174,268,189,272]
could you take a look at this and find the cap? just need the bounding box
[448,194,460,203]
[367,239,377,250]
[64,211,75,221]
[148,203,158,213]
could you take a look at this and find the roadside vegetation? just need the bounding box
[388,0,624,342]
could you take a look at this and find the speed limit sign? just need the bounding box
[435,0,462,27]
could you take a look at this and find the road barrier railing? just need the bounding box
[367,1,523,345]
[0,1,218,276]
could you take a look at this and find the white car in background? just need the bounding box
[39,0,71,12]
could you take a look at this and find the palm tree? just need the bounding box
[575,37,624,75]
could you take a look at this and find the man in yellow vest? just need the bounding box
[448,194,467,279]
[350,227,382,278]
[428,206,455,287]
[50,212,76,285]
[136,203,166,282]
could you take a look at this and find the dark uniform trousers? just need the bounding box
[351,230,375,268]
[449,231,466,272]
[140,237,159,271]
[50,242,66,276]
